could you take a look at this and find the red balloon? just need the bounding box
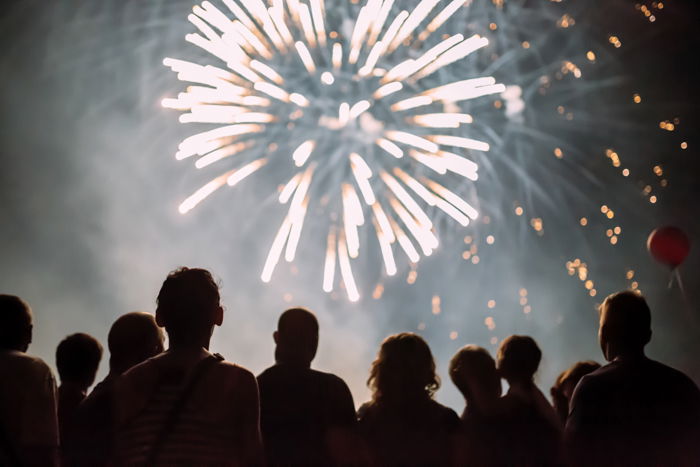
[647,226,691,268]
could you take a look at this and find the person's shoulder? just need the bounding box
[210,358,258,394]
[1,351,55,380]
[312,368,351,389]
[2,350,51,369]
[214,358,256,380]
[256,363,280,382]
[575,361,617,389]
[428,399,460,421]
[357,400,375,420]
[647,359,700,393]
[647,358,691,378]
[119,353,162,386]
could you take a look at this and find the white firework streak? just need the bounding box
[163,0,505,302]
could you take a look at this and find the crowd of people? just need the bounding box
[1,266,699,466]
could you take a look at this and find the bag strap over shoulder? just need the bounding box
[145,353,225,466]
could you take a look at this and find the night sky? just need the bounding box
[1,0,698,409]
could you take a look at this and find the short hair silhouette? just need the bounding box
[56,333,103,386]
[0,294,32,351]
[156,267,221,344]
[449,345,500,402]
[599,290,651,359]
[108,311,164,374]
[368,332,439,403]
[497,335,541,383]
[274,307,319,365]
[551,360,600,422]
[553,361,600,391]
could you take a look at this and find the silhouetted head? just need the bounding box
[156,267,223,349]
[108,311,164,375]
[550,360,600,422]
[0,295,32,352]
[368,333,440,404]
[56,333,103,390]
[273,307,319,367]
[598,290,651,361]
[449,345,501,411]
[496,335,541,385]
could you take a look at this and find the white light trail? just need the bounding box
[279,173,302,203]
[385,131,439,153]
[389,216,420,263]
[254,81,290,101]
[337,231,360,302]
[179,170,235,214]
[373,217,397,276]
[427,135,490,151]
[376,138,404,158]
[323,227,337,292]
[261,216,292,282]
[332,42,343,69]
[310,0,327,47]
[298,3,317,48]
[349,100,371,119]
[422,177,479,219]
[227,158,267,186]
[368,0,394,47]
[388,0,440,52]
[390,96,433,111]
[380,171,433,228]
[196,141,252,168]
[250,60,284,84]
[411,113,473,128]
[417,0,469,42]
[295,41,317,73]
[373,82,403,99]
[292,140,316,166]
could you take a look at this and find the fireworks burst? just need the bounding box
[163,0,505,301]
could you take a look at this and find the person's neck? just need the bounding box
[276,357,311,368]
[61,380,88,396]
[464,399,485,418]
[613,349,646,362]
[507,379,538,400]
[168,334,211,352]
[508,378,534,390]
[169,343,209,354]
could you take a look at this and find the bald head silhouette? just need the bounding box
[108,311,164,374]
[273,308,319,367]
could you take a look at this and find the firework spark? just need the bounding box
[163,0,505,301]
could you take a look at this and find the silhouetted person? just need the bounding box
[496,335,562,466]
[565,291,700,466]
[449,345,505,466]
[55,332,102,465]
[75,312,164,466]
[0,294,59,466]
[257,307,358,466]
[113,267,263,466]
[550,360,600,424]
[358,333,460,466]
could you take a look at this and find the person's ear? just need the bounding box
[214,305,224,326]
[273,330,279,344]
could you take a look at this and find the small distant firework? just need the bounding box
[163,0,504,301]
